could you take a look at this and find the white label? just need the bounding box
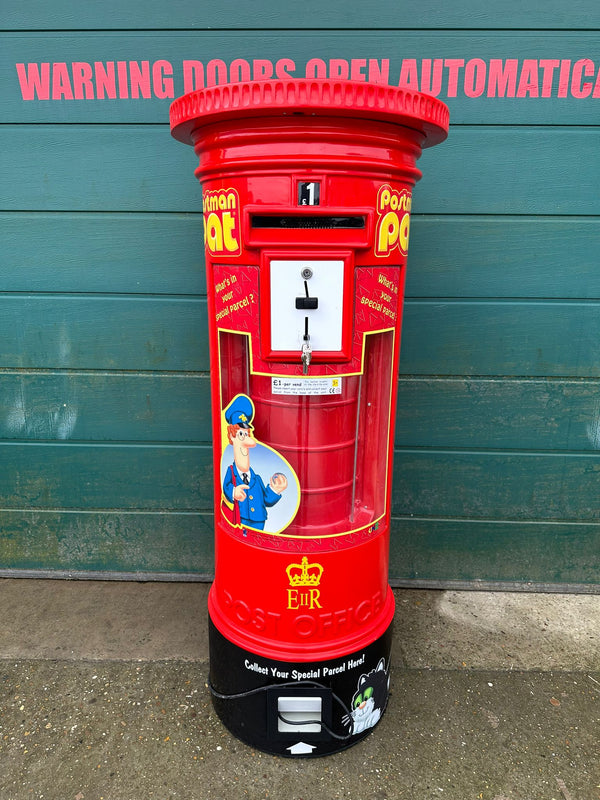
[271,377,343,396]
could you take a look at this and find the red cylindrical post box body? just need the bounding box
[171,80,449,757]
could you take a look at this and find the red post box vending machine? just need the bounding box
[170,79,449,757]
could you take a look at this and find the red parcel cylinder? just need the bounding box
[170,79,449,757]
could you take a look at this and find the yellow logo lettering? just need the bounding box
[202,189,241,256]
[375,184,412,257]
[287,588,321,610]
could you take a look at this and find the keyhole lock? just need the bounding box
[300,267,313,280]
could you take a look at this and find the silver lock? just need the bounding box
[300,267,313,280]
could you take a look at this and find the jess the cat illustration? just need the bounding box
[343,658,389,735]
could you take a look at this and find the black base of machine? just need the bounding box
[208,619,393,757]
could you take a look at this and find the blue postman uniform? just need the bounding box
[222,463,282,530]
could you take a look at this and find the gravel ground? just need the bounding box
[1,579,599,799]
[1,660,599,800]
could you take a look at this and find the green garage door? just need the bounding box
[1,1,599,589]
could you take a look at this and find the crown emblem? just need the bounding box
[286,557,324,587]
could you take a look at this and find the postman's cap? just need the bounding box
[224,395,254,428]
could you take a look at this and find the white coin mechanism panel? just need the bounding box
[269,260,345,353]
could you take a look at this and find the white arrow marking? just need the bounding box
[286,741,316,755]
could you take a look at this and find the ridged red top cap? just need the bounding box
[170,79,449,147]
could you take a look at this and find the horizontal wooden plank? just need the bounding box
[389,517,600,586]
[3,294,600,377]
[1,508,599,586]
[0,372,209,442]
[3,372,598,452]
[406,216,600,300]
[0,510,214,575]
[2,126,598,215]
[3,213,599,300]
[4,439,600,523]
[0,125,198,212]
[392,449,600,521]
[5,0,599,30]
[0,295,208,371]
[3,32,600,124]
[395,377,600,451]
[0,213,205,295]
[400,300,600,378]
[0,442,212,510]
[415,127,600,216]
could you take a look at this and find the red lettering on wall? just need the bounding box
[558,60,571,98]
[14,57,599,102]
[464,58,487,98]
[253,59,274,80]
[571,58,595,99]
[95,62,117,99]
[52,63,73,100]
[129,61,151,99]
[444,59,465,97]
[207,59,228,87]
[329,59,349,80]
[16,63,50,100]
[230,58,251,83]
[539,59,560,97]
[153,60,174,99]
[305,58,328,79]
[517,59,540,98]
[487,59,518,97]
[183,60,204,94]
[421,59,443,96]
[350,59,367,81]
[72,62,94,99]
[368,59,389,84]
[117,61,129,99]
[399,59,418,90]
[276,59,296,79]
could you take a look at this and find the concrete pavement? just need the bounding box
[0,579,599,799]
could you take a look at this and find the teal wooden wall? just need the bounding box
[1,2,600,587]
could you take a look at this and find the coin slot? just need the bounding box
[252,215,365,229]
